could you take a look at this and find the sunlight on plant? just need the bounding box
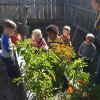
[16,39,90,100]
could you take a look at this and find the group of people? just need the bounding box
[31,25,72,50]
[0,19,99,90]
[31,24,97,65]
[31,26,97,82]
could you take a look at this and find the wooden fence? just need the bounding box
[66,0,97,33]
[0,0,96,32]
[0,0,65,21]
[0,1,99,99]
[0,0,98,33]
[65,0,100,51]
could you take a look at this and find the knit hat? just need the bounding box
[86,33,95,39]
[63,26,71,31]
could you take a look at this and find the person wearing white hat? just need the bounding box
[78,33,96,78]
[60,25,72,46]
[78,33,96,61]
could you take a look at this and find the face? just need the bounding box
[63,29,70,34]
[4,27,15,35]
[86,37,94,44]
[47,32,57,40]
[32,32,41,41]
[91,0,100,10]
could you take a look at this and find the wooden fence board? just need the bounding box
[0,0,64,21]
[66,0,97,33]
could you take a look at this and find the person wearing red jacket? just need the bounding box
[10,33,22,45]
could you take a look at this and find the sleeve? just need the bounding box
[79,42,84,52]
[47,37,50,43]
[91,46,97,58]
[2,35,12,52]
[39,38,47,48]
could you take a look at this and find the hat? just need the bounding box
[63,26,71,31]
[86,33,95,39]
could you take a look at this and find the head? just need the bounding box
[91,0,100,11]
[3,19,17,35]
[32,29,42,41]
[46,25,59,40]
[63,26,71,34]
[86,33,95,44]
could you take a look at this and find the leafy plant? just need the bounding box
[51,44,90,99]
[16,39,57,100]
[16,39,90,100]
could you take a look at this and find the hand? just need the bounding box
[12,44,17,51]
[32,40,38,47]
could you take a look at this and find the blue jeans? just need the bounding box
[95,53,100,83]
[1,56,20,78]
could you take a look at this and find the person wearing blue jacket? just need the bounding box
[0,19,19,78]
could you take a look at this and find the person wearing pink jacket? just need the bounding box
[31,29,48,50]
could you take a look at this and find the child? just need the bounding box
[1,19,20,78]
[46,25,63,46]
[31,29,48,49]
[60,26,72,46]
[10,22,25,45]
[10,33,22,45]
[78,33,97,79]
[78,33,96,62]
[46,25,68,91]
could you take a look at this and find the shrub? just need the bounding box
[16,39,90,100]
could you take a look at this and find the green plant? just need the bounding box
[67,58,90,84]
[64,58,90,99]
[16,39,57,100]
[16,39,90,100]
[50,44,90,99]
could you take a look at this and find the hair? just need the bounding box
[3,19,17,30]
[32,29,42,39]
[32,29,42,34]
[86,33,95,42]
[16,22,24,33]
[46,25,59,35]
